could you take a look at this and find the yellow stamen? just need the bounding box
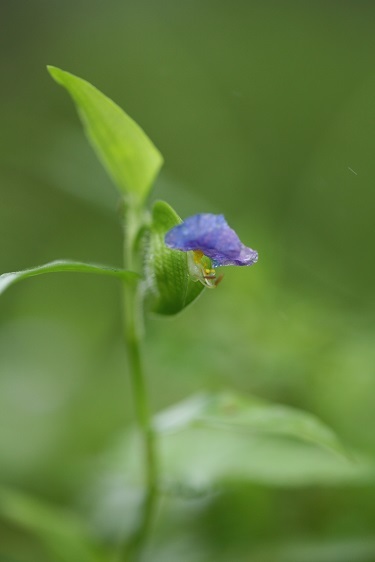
[193,250,204,263]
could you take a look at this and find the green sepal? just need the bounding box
[144,201,206,315]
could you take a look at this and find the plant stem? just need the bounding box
[122,204,158,561]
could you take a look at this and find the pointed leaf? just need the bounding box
[154,391,347,457]
[88,393,372,536]
[144,201,205,315]
[88,426,372,534]
[48,66,163,201]
[151,393,373,488]
[0,260,138,295]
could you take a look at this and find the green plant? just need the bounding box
[0,67,356,562]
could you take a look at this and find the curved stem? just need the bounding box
[121,204,158,561]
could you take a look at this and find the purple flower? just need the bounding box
[165,213,258,268]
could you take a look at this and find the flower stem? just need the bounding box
[121,204,158,560]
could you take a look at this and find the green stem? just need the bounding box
[121,204,158,561]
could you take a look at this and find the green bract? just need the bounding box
[47,66,163,203]
[145,201,207,315]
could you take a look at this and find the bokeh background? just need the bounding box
[1,1,375,561]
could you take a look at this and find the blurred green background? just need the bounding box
[1,1,375,560]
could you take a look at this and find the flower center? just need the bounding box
[191,250,222,288]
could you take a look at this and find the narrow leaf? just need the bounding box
[47,65,163,201]
[0,260,138,296]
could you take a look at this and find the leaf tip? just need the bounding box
[46,65,163,200]
[46,64,59,76]
[46,65,68,86]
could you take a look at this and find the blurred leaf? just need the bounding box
[88,394,374,541]
[86,432,373,545]
[144,201,205,315]
[0,487,110,562]
[158,428,373,490]
[0,260,138,296]
[47,66,163,202]
[151,392,375,490]
[154,391,347,457]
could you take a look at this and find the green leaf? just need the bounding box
[150,392,375,489]
[154,391,347,457]
[47,65,163,202]
[0,487,109,562]
[144,201,205,315]
[0,260,138,296]
[88,436,373,544]
[157,432,371,490]
[88,395,372,526]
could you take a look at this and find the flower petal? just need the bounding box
[165,213,258,267]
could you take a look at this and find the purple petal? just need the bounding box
[165,213,258,267]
